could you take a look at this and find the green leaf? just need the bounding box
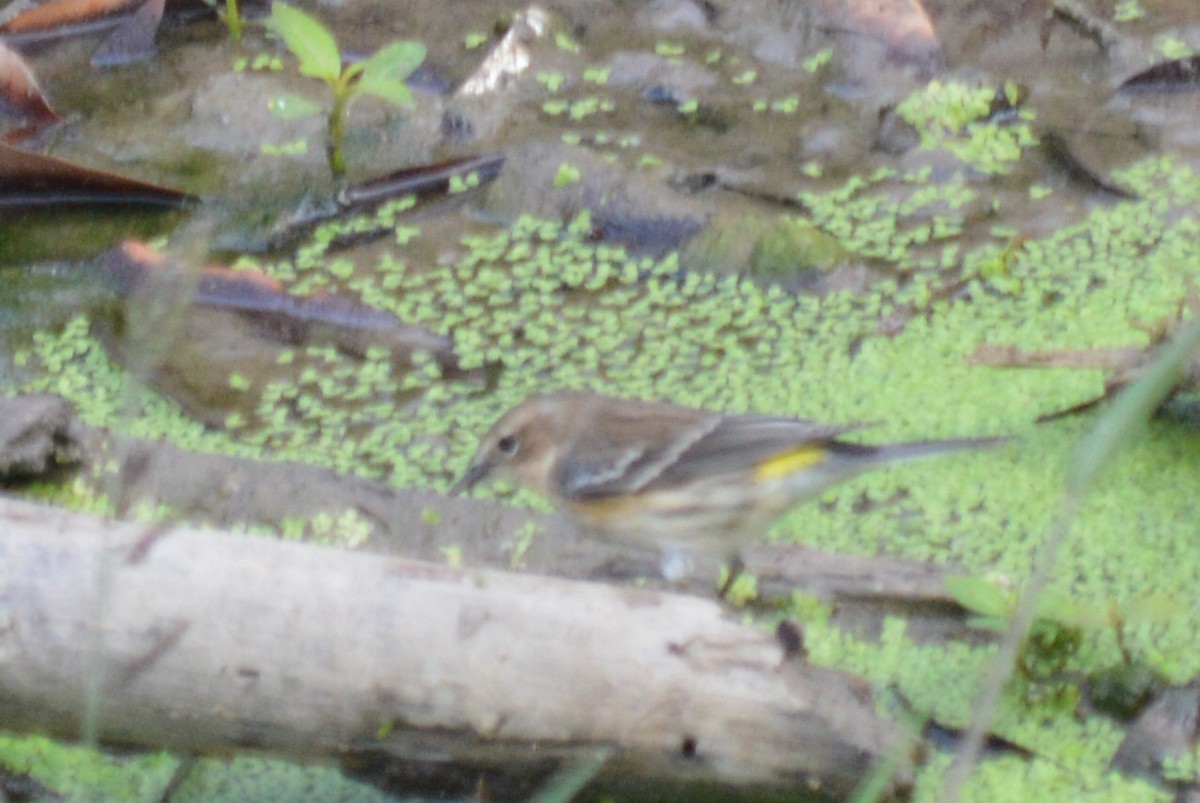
[268,2,341,82]
[354,77,414,107]
[944,575,1012,618]
[354,40,425,106]
[269,92,323,119]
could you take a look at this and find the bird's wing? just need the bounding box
[555,403,865,498]
[552,400,722,499]
[651,416,865,487]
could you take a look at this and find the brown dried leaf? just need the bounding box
[0,0,139,33]
[339,152,505,208]
[91,0,166,67]
[1118,55,1200,94]
[0,142,192,208]
[260,152,505,250]
[0,41,59,125]
[93,239,465,427]
[96,240,455,360]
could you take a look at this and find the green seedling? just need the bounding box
[268,2,425,178]
[204,0,243,42]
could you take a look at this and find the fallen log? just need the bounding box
[0,496,912,800]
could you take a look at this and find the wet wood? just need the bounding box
[0,496,912,800]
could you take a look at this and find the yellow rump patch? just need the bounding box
[753,446,827,481]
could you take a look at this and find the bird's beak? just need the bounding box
[450,461,492,496]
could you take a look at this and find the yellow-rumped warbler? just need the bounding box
[452,391,1002,579]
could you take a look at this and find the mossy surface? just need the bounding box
[0,736,395,803]
[0,734,178,801]
[169,755,395,803]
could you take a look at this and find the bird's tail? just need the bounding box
[832,435,1010,465]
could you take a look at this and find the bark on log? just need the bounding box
[0,497,911,800]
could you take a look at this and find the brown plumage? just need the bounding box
[454,391,1003,572]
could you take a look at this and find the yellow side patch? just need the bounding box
[753,446,827,481]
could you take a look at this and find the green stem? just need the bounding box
[224,0,241,42]
[328,91,347,178]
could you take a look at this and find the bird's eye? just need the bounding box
[496,434,520,456]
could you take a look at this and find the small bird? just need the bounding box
[452,391,1002,582]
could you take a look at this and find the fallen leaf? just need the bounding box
[96,239,455,360]
[92,239,467,427]
[0,41,59,127]
[1118,55,1200,94]
[0,0,140,34]
[0,142,192,208]
[91,0,166,67]
[339,151,505,207]
[256,151,505,250]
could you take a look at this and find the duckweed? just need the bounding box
[15,144,1200,799]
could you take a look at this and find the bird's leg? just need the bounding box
[659,546,696,584]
